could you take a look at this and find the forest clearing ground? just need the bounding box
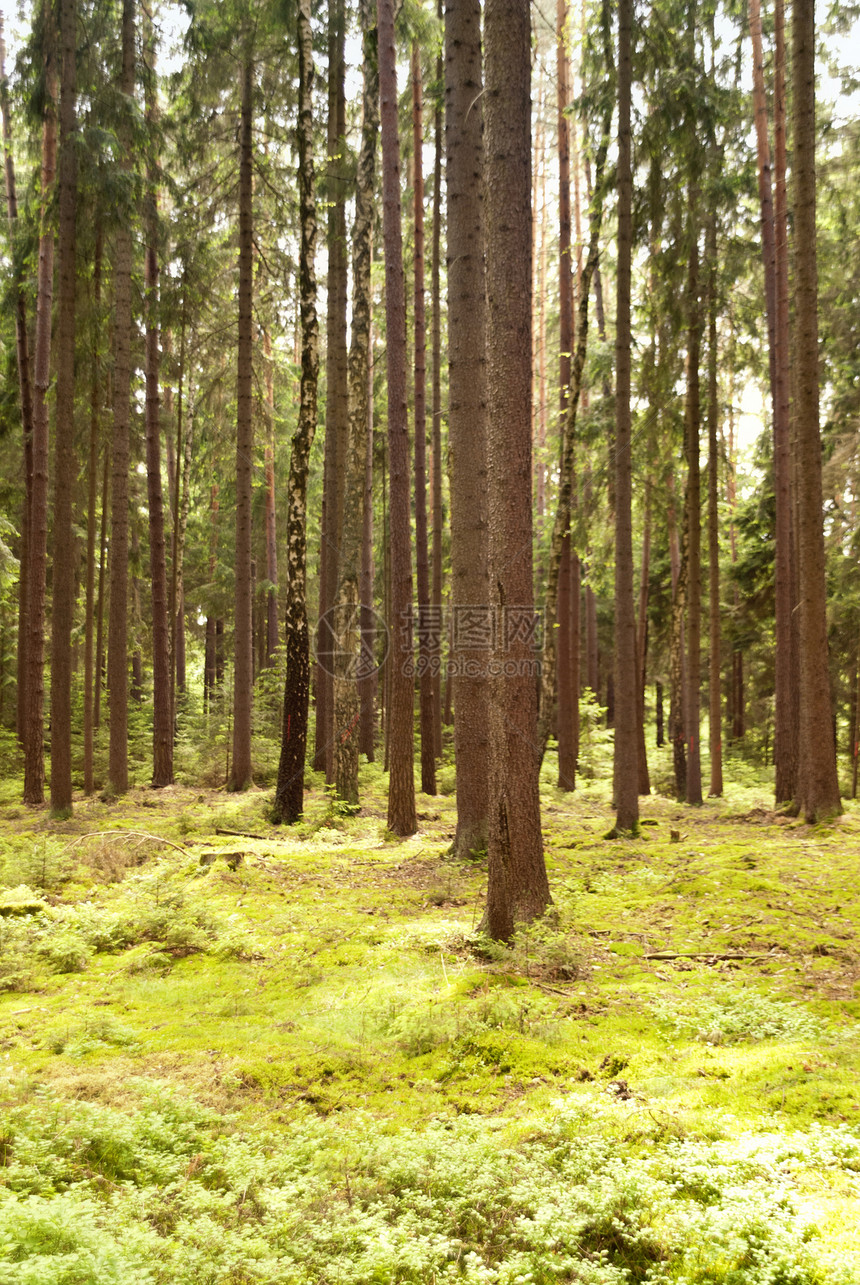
[0,757,859,1282]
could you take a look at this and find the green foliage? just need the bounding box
[652,987,824,1045]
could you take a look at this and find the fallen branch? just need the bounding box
[64,830,189,855]
[215,828,267,841]
[645,951,774,961]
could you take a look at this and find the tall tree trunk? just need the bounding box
[444,0,488,855]
[263,329,279,666]
[49,0,77,814]
[685,221,703,806]
[556,0,576,793]
[411,42,436,797]
[536,61,611,767]
[792,0,841,822]
[670,486,689,801]
[483,0,549,939]
[314,0,349,779]
[83,230,102,793]
[144,21,172,787]
[613,0,639,834]
[94,441,109,732]
[23,13,57,806]
[331,0,378,806]
[706,202,723,797]
[204,484,220,711]
[229,54,255,791]
[430,28,444,760]
[636,485,651,794]
[378,0,416,837]
[107,0,136,796]
[1,17,35,749]
[359,349,376,760]
[773,0,797,803]
[273,0,319,824]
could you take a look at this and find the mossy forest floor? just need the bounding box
[1,751,859,1283]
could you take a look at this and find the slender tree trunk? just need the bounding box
[83,231,102,794]
[314,0,349,779]
[204,484,220,711]
[95,442,109,733]
[556,0,576,793]
[1,18,35,749]
[411,42,436,796]
[685,222,703,806]
[773,0,798,803]
[706,204,723,797]
[378,0,417,836]
[106,0,136,796]
[613,0,639,834]
[23,15,57,806]
[792,0,841,822]
[444,0,488,855]
[143,24,172,787]
[536,73,611,766]
[670,489,689,801]
[636,486,651,794]
[229,54,255,791]
[430,29,444,760]
[483,0,549,939]
[273,0,319,824]
[359,346,376,760]
[48,0,78,813]
[263,330,279,666]
[331,0,378,806]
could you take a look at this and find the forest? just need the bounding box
[0,0,859,1279]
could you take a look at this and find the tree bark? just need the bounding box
[378,0,417,836]
[792,0,841,822]
[613,0,639,833]
[273,0,319,824]
[483,0,549,939]
[143,20,172,787]
[331,0,378,807]
[23,12,56,806]
[685,222,703,806]
[83,230,102,793]
[773,0,798,803]
[49,0,78,814]
[263,329,279,667]
[706,202,723,797]
[106,0,136,796]
[430,27,444,761]
[313,0,349,779]
[444,0,488,855]
[0,17,35,750]
[229,54,255,791]
[411,42,436,797]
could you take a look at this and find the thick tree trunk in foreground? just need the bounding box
[273,0,319,824]
[792,0,841,822]
[49,0,78,814]
[483,0,549,939]
[444,0,488,855]
[23,21,56,806]
[612,0,639,834]
[378,0,416,837]
[332,1,378,806]
[229,55,255,791]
